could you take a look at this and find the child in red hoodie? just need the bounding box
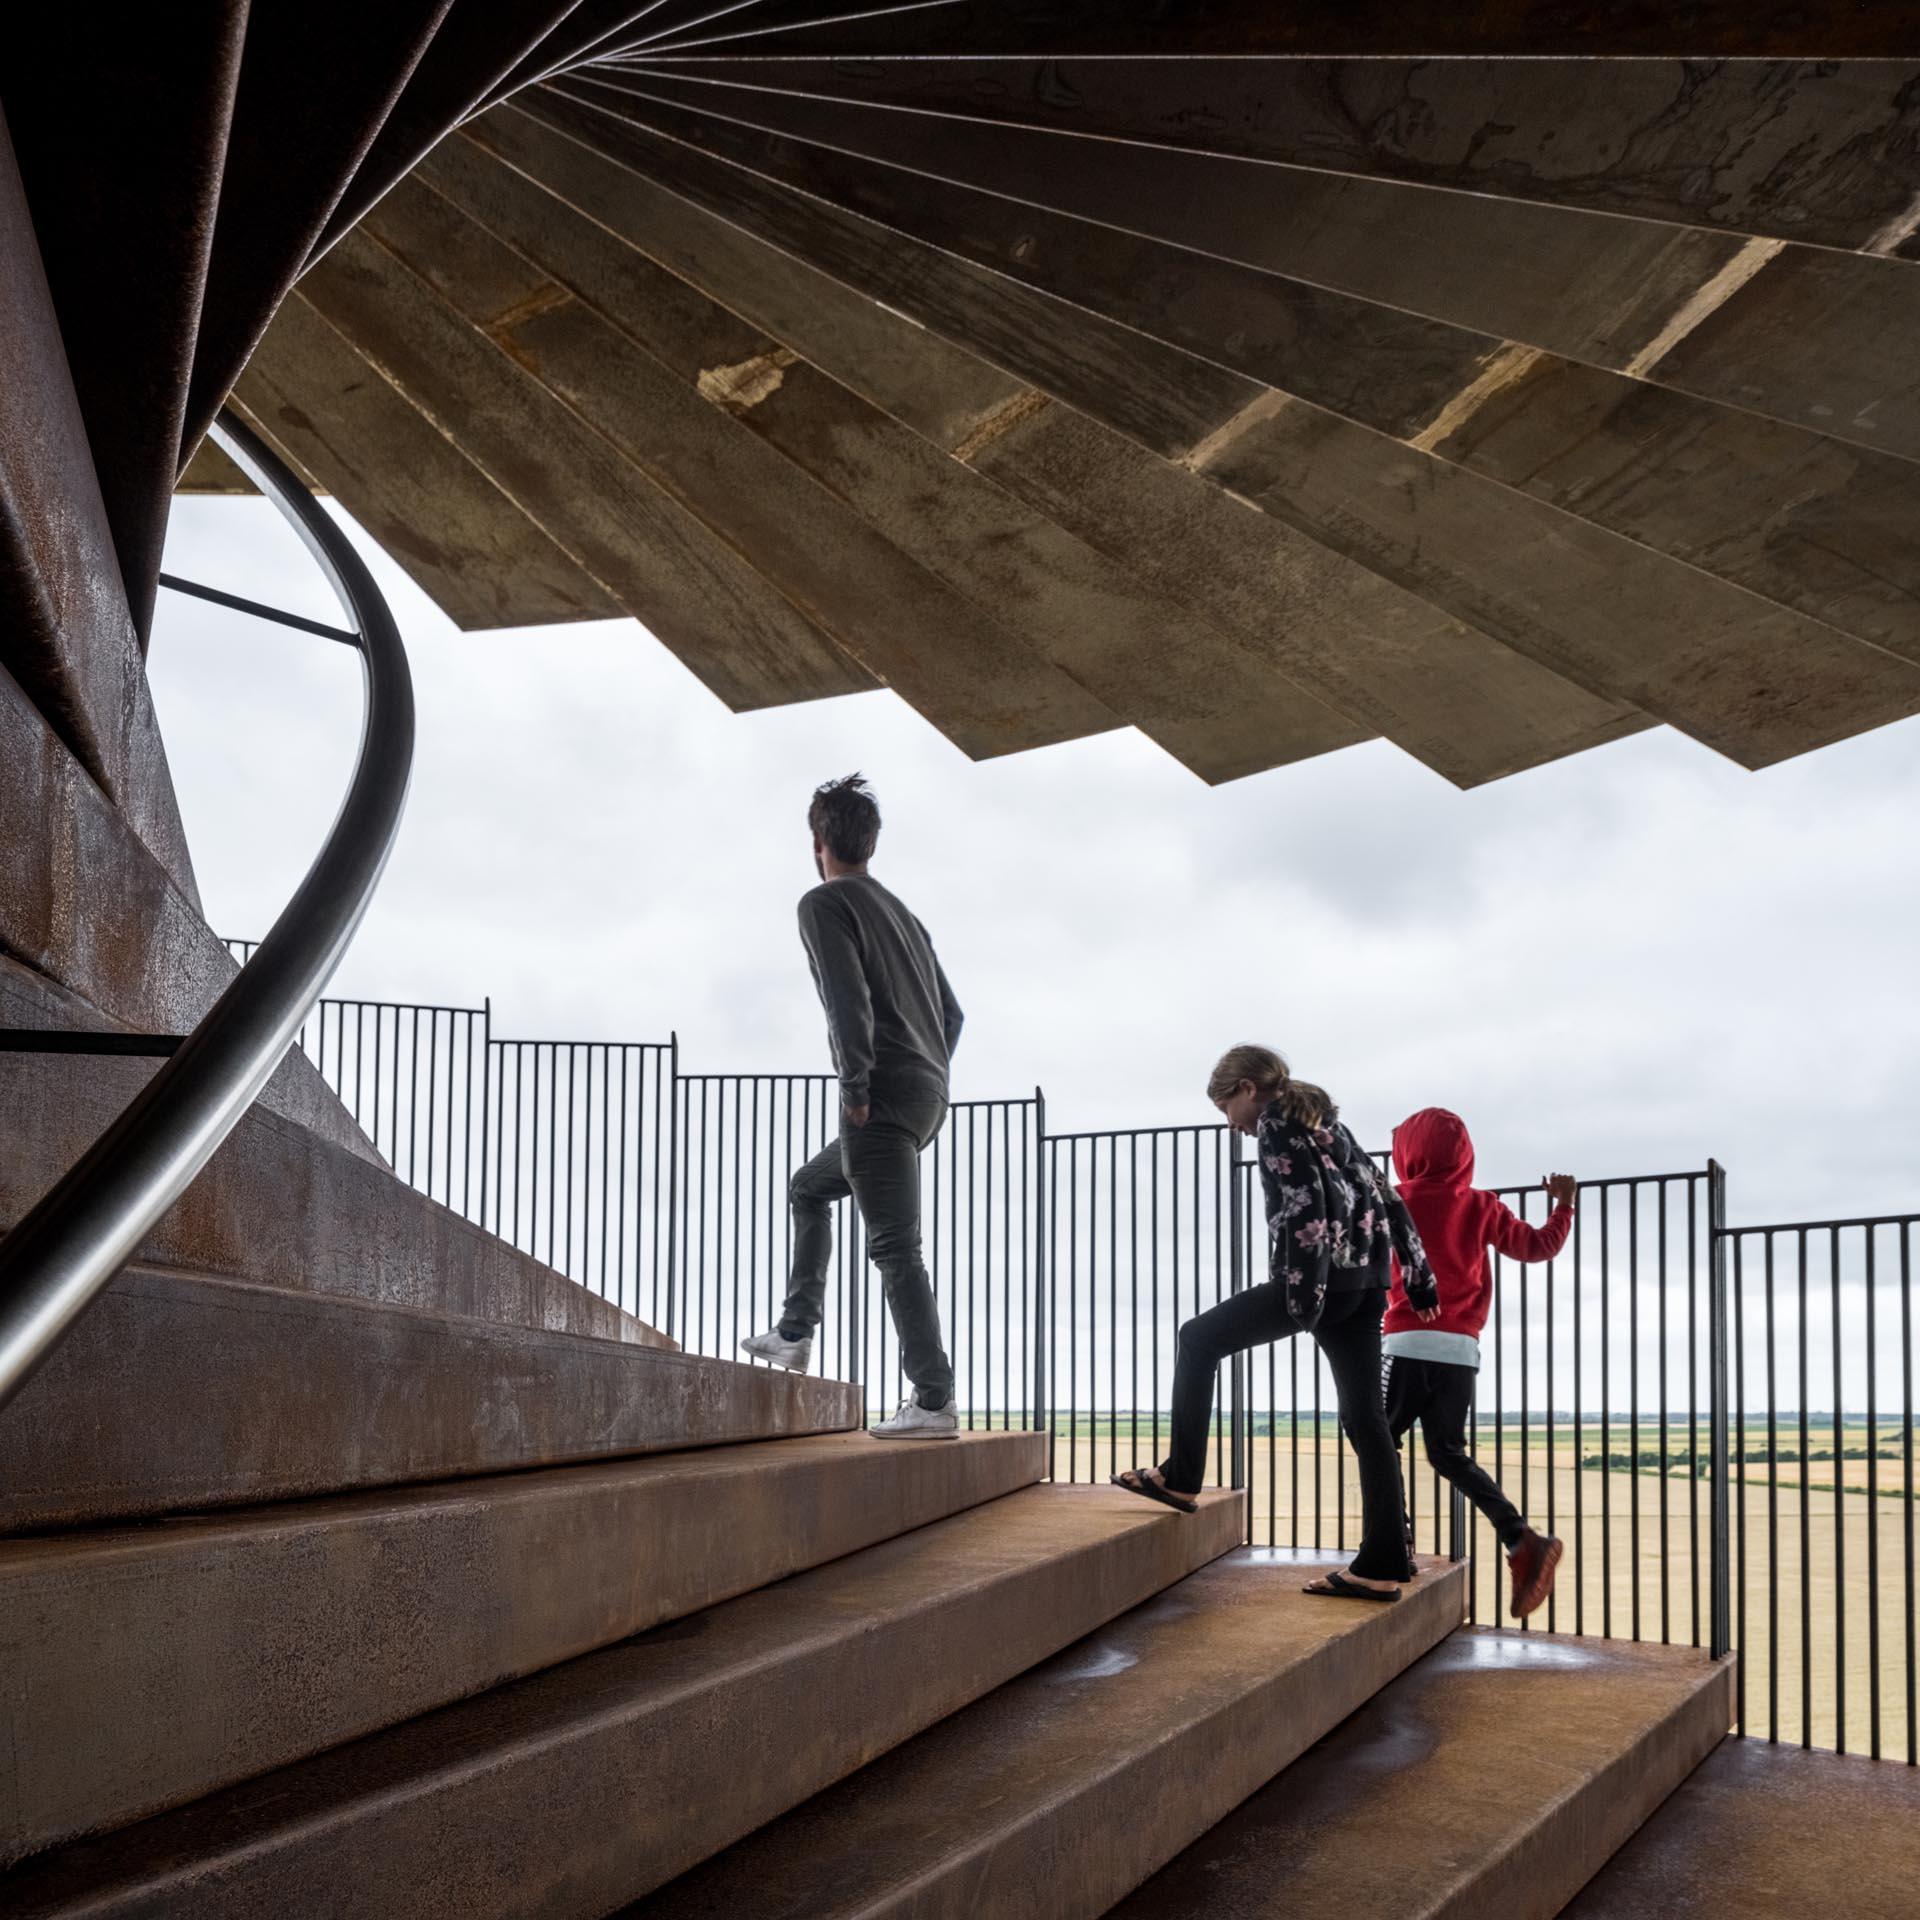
[1384,1107,1576,1619]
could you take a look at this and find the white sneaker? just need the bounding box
[740,1327,813,1373]
[868,1397,960,1440]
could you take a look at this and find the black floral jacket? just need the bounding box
[1255,1097,1438,1329]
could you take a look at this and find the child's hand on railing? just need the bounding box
[1544,1173,1578,1208]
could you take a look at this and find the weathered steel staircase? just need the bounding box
[7,7,1919,1915]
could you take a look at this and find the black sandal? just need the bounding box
[1303,1570,1400,1603]
[1109,1469,1198,1514]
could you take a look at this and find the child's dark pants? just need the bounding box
[1384,1355,1527,1552]
[1162,1283,1408,1583]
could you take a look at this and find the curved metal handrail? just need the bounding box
[0,408,415,1414]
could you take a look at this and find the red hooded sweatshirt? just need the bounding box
[1383,1108,1573,1351]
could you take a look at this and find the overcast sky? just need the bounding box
[150,495,1920,1232]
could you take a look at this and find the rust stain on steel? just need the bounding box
[1409,343,1547,454]
[1623,235,1785,380]
[951,388,1053,464]
[483,279,574,339]
[697,346,799,413]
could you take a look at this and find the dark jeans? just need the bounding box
[779,1081,954,1408]
[1161,1283,1407,1583]
[1385,1355,1528,1552]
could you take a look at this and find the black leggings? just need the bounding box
[1160,1283,1409,1583]
[1385,1355,1527,1552]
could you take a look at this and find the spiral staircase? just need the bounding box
[4,8,1919,1915]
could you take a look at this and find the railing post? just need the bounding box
[1228,1133,1248,1525]
[1449,1483,1468,1563]
[1032,1087,1049,1457]
[476,996,492,1234]
[1708,1158,1733,1660]
[665,1033,681,1348]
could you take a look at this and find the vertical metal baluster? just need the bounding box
[1832,1223,1846,1752]
[1735,1234,1748,1734]
[425,1009,439,1202]
[371,1006,384,1167]
[1799,1227,1812,1747]
[1630,1183,1642,1643]
[1291,1268,1301,1552]
[1707,1163,1732,1663]
[998,1107,1010,1431]
[1545,1191,1558,1634]
[478,1005,493,1234]
[1033,1098,1046,1455]
[1069,1141,1080,1484]
[1314,1275,1324,1553]
[1767,1234,1779,1743]
[1866,1228,1882,1761]
[1601,1184,1614,1639]
[1689,1175,1701,1648]
[1901,1222,1915,1768]
[1151,1140,1161,1493]
[1659,1179,1671,1645]
[537,1044,551,1270]
[1574,1192,1586,1637]
[1228,1136,1244,1512]
[1491,1204,1505,1623]
[695,1080,709,1358]
[968,1106,979,1432]
[1519,1186,1531,1631]
[1108,1132,1118,1475]
[1118,1135,1134,1472]
[657,1045,673,1336]
[616,1049,629,1315]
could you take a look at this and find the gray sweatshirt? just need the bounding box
[797,874,963,1107]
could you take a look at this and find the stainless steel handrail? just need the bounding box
[0,408,415,1414]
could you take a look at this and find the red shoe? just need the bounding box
[1507,1529,1563,1620]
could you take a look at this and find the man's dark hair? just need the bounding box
[809,773,881,866]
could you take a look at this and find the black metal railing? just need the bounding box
[1719,1210,1917,1761]
[225,946,1914,1758]
[0,412,413,1416]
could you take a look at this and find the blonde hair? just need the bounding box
[1206,1044,1335,1128]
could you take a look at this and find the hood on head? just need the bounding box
[1393,1107,1474,1185]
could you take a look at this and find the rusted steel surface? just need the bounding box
[1112,1631,1731,1920]
[0,121,199,906]
[0,703,377,1169]
[488,2,663,106]
[3,8,248,643]
[302,226,875,710]
[0,1261,776,1537]
[638,1550,1468,1920]
[550,85,1920,770]
[473,103,1640,788]
[1564,1736,1920,1919]
[620,0,1920,60]
[173,439,258,495]
[628,54,1920,251]
[439,122,1362,780]
[0,1487,1245,1915]
[468,103,1030,469]
[377,160,1120,760]
[599,61,1920,462]
[588,72,1920,665]
[2,1431,1035,1856]
[180,0,455,464]
[310,1,592,259]
[970,405,1650,788]
[235,294,621,630]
